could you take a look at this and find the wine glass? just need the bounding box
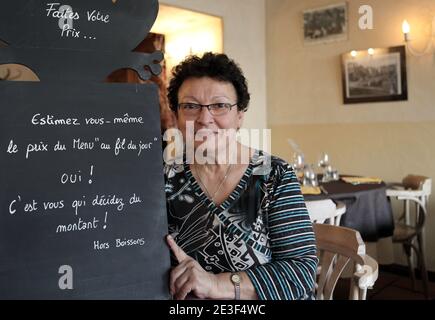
[303,164,318,187]
[292,152,305,182]
[318,152,330,170]
[318,153,331,183]
[292,152,305,170]
[329,166,339,181]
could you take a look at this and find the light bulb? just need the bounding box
[402,20,410,34]
[350,50,357,57]
[368,48,375,55]
[402,20,411,41]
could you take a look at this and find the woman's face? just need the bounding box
[176,77,244,151]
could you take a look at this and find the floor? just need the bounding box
[334,268,435,300]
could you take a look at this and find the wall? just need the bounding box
[266,0,435,270]
[161,0,267,131]
[151,5,223,79]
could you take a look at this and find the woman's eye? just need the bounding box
[184,104,198,109]
[212,103,227,109]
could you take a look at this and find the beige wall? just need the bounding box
[161,0,267,131]
[267,0,435,270]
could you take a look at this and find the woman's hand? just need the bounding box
[166,235,219,300]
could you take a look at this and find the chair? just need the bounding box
[386,174,431,299]
[306,199,346,226]
[313,223,379,300]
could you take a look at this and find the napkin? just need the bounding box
[341,177,383,185]
[301,186,322,195]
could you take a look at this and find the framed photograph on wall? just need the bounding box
[341,46,408,104]
[303,2,348,45]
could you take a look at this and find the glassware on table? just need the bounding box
[318,152,330,170]
[292,152,305,182]
[292,152,305,169]
[303,164,318,187]
[330,168,339,181]
[318,153,332,183]
[322,165,340,182]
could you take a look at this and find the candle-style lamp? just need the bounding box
[401,18,435,56]
[402,20,411,42]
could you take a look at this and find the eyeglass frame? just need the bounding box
[177,102,238,116]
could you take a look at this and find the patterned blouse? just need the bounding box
[164,149,318,300]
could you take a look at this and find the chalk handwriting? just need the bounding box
[4,100,153,240]
[93,237,146,251]
[54,141,67,151]
[114,138,153,156]
[26,141,49,159]
[7,140,19,154]
[114,114,144,125]
[32,114,80,126]
[46,3,80,20]
[85,117,105,125]
[43,200,65,211]
[9,196,39,214]
[59,166,94,185]
[72,197,87,216]
[72,138,97,150]
[28,114,149,127]
[61,25,80,38]
[56,216,99,233]
[114,138,126,155]
[87,10,110,23]
[92,194,125,212]
[60,170,83,184]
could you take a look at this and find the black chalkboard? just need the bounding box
[0,0,170,299]
[0,0,159,51]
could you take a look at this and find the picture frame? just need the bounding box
[303,2,348,45]
[341,46,408,104]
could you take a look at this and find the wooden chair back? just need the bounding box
[313,223,378,300]
[402,175,429,191]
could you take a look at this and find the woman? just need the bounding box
[164,52,318,300]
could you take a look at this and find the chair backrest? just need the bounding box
[306,199,346,226]
[313,223,379,300]
[399,175,431,230]
[402,175,431,194]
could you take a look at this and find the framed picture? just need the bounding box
[341,46,408,104]
[303,2,348,45]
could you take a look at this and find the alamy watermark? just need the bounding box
[58,264,73,290]
[162,121,271,170]
[359,5,373,30]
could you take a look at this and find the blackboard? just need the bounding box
[0,0,170,299]
[0,0,159,51]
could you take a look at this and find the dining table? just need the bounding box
[303,175,395,242]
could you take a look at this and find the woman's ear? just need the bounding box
[237,110,245,130]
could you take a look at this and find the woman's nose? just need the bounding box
[196,106,214,124]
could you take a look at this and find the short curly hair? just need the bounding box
[167,52,250,113]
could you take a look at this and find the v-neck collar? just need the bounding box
[183,149,260,215]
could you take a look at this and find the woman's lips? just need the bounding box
[195,129,218,135]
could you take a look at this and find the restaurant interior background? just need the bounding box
[1,0,434,295]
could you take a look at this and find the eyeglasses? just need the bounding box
[178,103,237,117]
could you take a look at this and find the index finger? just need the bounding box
[166,235,188,263]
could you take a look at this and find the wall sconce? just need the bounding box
[401,17,435,56]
